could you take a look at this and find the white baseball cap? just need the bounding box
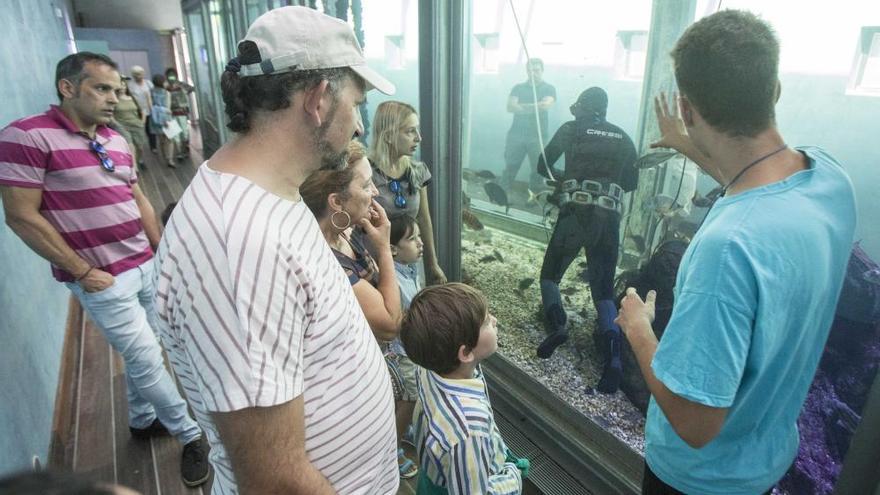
[237,6,395,95]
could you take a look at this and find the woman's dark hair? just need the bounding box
[152,74,165,87]
[55,52,118,101]
[389,214,417,246]
[300,140,367,219]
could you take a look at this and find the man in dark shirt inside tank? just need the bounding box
[535,87,638,398]
[501,58,557,193]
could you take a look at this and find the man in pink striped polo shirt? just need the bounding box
[0,52,207,486]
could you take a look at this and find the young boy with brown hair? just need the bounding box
[401,283,526,494]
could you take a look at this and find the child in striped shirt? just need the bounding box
[400,283,526,494]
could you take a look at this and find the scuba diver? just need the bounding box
[535,87,638,394]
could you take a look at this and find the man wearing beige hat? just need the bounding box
[152,6,400,495]
[126,66,155,153]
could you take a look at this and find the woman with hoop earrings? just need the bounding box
[301,139,417,479]
[301,139,401,343]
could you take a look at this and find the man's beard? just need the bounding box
[312,100,349,171]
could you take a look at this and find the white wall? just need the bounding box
[72,0,184,30]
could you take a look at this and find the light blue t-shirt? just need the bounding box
[391,260,421,356]
[646,146,856,495]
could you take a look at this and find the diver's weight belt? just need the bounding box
[558,179,623,213]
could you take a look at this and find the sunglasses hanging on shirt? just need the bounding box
[88,139,115,172]
[388,179,407,209]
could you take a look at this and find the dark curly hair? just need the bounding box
[222,36,362,133]
[672,10,779,137]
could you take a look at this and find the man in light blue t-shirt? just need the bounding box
[616,10,857,495]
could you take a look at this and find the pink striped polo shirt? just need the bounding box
[0,106,152,282]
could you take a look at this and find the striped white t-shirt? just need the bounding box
[153,163,398,494]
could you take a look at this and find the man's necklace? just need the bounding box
[697,143,788,229]
[722,144,788,196]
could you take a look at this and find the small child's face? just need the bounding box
[472,312,498,360]
[394,224,423,264]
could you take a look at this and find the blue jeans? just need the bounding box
[66,259,200,445]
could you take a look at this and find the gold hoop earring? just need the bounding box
[330,210,351,231]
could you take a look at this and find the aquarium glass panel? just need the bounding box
[460,0,654,453]
[359,0,420,141]
[458,2,880,478]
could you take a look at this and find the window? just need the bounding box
[384,34,406,69]
[614,30,648,81]
[474,32,500,73]
[462,0,654,458]
[848,27,880,96]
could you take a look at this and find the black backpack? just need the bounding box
[616,239,688,413]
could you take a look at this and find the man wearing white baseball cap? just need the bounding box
[152,6,400,494]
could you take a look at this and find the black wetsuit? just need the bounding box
[536,114,637,392]
[538,116,637,300]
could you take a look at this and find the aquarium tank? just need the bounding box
[182,0,880,492]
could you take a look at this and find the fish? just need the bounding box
[527,188,552,204]
[462,209,484,230]
[475,170,497,180]
[479,255,497,263]
[493,250,504,262]
[463,169,498,181]
[518,278,535,291]
[483,182,510,214]
[634,150,679,169]
[560,286,578,296]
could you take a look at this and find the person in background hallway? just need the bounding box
[615,10,857,495]
[113,79,149,168]
[164,67,194,161]
[534,88,638,399]
[148,74,175,168]
[0,52,208,487]
[152,6,399,494]
[126,65,154,153]
[502,58,556,193]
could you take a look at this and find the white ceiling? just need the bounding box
[70,0,185,31]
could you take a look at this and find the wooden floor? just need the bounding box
[48,127,417,494]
